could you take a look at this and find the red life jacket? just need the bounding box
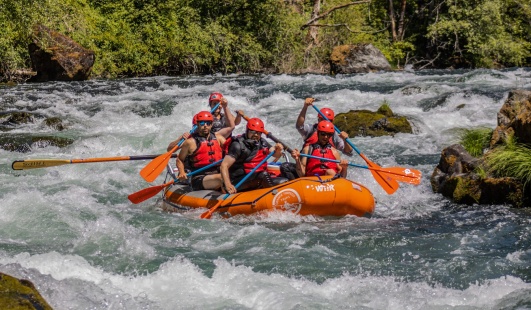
[243,147,269,173]
[305,143,338,176]
[186,132,223,172]
[303,123,336,148]
[229,135,270,176]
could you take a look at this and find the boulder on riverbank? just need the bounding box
[431,90,531,207]
[28,24,95,82]
[334,104,412,137]
[329,44,392,75]
[0,272,52,309]
[430,144,526,207]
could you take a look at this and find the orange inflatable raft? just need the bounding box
[162,174,375,218]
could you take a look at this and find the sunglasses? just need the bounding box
[318,131,333,137]
[248,129,262,135]
[198,121,213,126]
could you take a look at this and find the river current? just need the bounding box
[1,69,531,309]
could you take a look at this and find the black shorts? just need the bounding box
[190,175,206,191]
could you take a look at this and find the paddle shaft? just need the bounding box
[128,159,223,204]
[201,151,275,219]
[12,154,178,170]
[238,114,293,153]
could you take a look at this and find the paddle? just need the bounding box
[299,153,421,185]
[11,154,177,170]
[262,130,420,185]
[200,151,275,219]
[311,104,401,194]
[128,159,223,204]
[139,102,220,183]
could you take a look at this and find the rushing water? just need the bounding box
[1,69,531,309]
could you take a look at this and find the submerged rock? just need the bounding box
[0,134,74,152]
[0,272,52,309]
[334,104,412,137]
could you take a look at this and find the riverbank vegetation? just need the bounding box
[459,128,492,157]
[1,0,531,81]
[459,128,531,191]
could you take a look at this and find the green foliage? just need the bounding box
[377,101,393,117]
[485,142,531,187]
[1,0,531,80]
[458,128,492,157]
[426,0,531,67]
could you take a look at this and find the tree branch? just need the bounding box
[309,23,388,34]
[301,1,372,29]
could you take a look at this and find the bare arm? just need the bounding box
[296,146,309,177]
[295,97,315,129]
[333,149,348,178]
[220,155,237,194]
[222,98,236,129]
[215,133,227,149]
[338,131,354,155]
[167,132,190,151]
[234,110,244,126]
[176,140,193,180]
[269,143,284,161]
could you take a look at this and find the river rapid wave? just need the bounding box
[1,68,531,309]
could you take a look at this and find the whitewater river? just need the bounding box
[1,69,531,309]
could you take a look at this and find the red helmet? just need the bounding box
[195,111,213,122]
[317,120,335,134]
[318,108,335,121]
[208,92,223,103]
[246,118,265,133]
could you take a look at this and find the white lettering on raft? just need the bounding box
[306,184,335,192]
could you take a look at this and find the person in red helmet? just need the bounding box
[220,117,285,194]
[171,111,234,191]
[279,98,353,180]
[291,120,348,178]
[295,97,353,155]
[166,94,237,151]
[207,92,242,134]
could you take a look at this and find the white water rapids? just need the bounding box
[1,69,531,309]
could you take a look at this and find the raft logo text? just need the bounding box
[308,184,335,192]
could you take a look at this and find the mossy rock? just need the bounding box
[0,112,34,126]
[334,106,412,137]
[44,117,65,131]
[0,272,53,309]
[0,134,74,152]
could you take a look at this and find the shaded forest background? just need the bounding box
[1,0,530,81]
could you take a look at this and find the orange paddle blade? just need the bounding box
[361,154,399,195]
[376,167,422,185]
[140,145,178,182]
[200,200,223,219]
[128,180,174,204]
